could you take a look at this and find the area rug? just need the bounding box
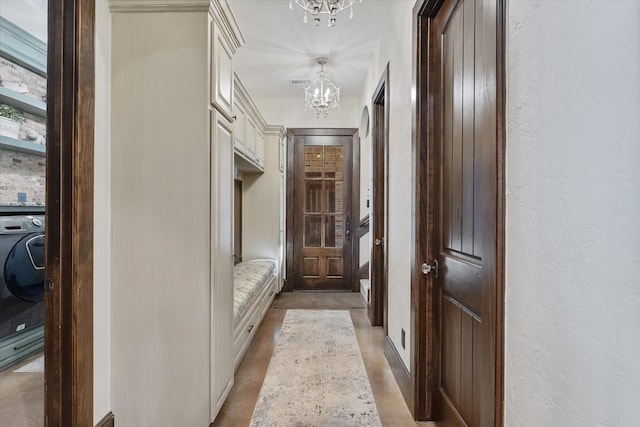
[273,292,366,309]
[250,310,381,426]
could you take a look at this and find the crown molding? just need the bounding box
[210,0,245,52]
[234,73,267,129]
[265,125,287,137]
[109,0,210,13]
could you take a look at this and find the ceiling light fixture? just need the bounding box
[304,57,340,118]
[289,0,363,27]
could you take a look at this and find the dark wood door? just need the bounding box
[431,0,500,425]
[291,132,354,290]
[369,67,389,327]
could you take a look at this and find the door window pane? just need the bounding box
[324,146,343,179]
[325,181,343,214]
[304,215,322,247]
[304,146,323,179]
[304,181,322,213]
[325,215,344,248]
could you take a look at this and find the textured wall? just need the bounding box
[505,1,640,425]
[359,0,415,369]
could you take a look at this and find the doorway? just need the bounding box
[412,0,505,424]
[286,128,359,291]
[369,66,389,328]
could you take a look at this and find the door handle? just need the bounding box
[375,237,384,246]
[421,260,438,278]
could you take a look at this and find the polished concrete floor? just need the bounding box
[0,308,434,427]
[0,352,44,427]
[213,307,435,427]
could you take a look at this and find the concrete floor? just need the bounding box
[0,307,435,427]
[0,352,44,427]
[213,307,435,427]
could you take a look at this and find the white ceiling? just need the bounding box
[228,0,400,100]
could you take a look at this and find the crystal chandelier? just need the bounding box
[305,58,340,118]
[290,0,363,27]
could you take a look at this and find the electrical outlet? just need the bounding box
[401,329,406,349]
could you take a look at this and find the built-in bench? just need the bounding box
[232,259,277,370]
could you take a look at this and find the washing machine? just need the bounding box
[0,215,45,370]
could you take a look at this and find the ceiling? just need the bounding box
[228,0,400,100]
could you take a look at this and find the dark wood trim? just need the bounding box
[410,0,436,419]
[284,129,295,292]
[369,65,389,330]
[384,335,411,409]
[45,0,95,424]
[95,412,115,427]
[233,178,242,265]
[495,0,507,423]
[358,214,370,230]
[410,0,506,423]
[356,261,369,281]
[351,128,361,292]
[354,215,370,286]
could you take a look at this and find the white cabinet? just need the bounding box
[233,74,267,172]
[256,129,265,168]
[233,102,247,153]
[110,1,245,423]
[210,109,234,416]
[247,117,257,157]
[210,18,234,119]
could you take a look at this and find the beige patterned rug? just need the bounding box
[250,310,381,426]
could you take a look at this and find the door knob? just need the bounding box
[375,238,384,246]
[421,260,438,278]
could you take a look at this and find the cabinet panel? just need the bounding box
[211,20,234,119]
[210,110,234,417]
[246,118,257,158]
[256,130,265,167]
[233,102,247,153]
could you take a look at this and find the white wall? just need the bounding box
[110,11,212,426]
[255,96,360,129]
[93,0,111,423]
[505,1,640,425]
[241,129,282,265]
[359,0,415,368]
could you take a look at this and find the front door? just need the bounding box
[289,129,356,290]
[428,0,502,425]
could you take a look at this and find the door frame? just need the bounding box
[45,0,95,424]
[369,65,389,328]
[410,0,506,422]
[284,128,360,292]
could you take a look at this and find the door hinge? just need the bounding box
[421,260,438,278]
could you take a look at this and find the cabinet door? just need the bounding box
[256,130,265,167]
[210,109,234,418]
[210,19,234,119]
[233,102,247,154]
[246,118,257,159]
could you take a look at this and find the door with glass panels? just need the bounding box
[292,133,353,290]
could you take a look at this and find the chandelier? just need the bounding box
[290,0,363,27]
[304,58,340,118]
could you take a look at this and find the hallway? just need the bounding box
[213,306,434,427]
